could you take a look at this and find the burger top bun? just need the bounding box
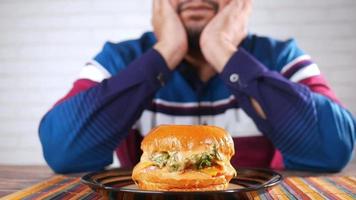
[141,125,234,158]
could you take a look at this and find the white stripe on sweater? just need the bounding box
[290,64,320,82]
[79,60,111,82]
[281,55,311,74]
[153,95,236,108]
[137,108,262,138]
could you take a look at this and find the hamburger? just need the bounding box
[132,125,237,191]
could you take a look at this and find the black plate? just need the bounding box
[81,168,282,200]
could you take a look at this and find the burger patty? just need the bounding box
[150,145,223,172]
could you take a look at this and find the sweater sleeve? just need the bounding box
[39,49,172,173]
[220,48,356,172]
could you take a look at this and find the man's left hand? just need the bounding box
[200,0,252,72]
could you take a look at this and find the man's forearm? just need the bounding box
[219,48,355,171]
[39,49,172,173]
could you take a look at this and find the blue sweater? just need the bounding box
[39,32,355,173]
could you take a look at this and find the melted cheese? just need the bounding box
[200,167,219,176]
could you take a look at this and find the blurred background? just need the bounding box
[0,0,355,165]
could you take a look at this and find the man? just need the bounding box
[39,0,355,173]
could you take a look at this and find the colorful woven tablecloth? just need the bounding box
[1,176,355,200]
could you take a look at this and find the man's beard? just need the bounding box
[177,0,219,53]
[186,27,203,53]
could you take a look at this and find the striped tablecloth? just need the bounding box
[1,175,355,200]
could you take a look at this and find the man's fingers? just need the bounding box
[242,0,253,16]
[227,0,251,13]
[152,0,160,13]
[223,0,238,12]
[153,0,176,15]
[251,98,267,120]
[219,0,241,18]
[222,0,252,20]
[160,0,173,11]
[153,0,170,13]
[152,0,160,25]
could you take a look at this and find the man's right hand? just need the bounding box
[152,0,188,70]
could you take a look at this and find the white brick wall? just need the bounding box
[0,0,355,165]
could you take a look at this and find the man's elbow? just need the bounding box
[40,137,111,174]
[323,123,355,172]
[40,140,82,173]
[43,150,110,174]
[39,117,112,174]
[39,120,73,173]
[44,153,76,174]
[323,142,354,172]
[285,140,354,172]
[306,139,355,172]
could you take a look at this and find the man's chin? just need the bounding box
[183,18,210,35]
[184,21,207,32]
[185,27,204,53]
[182,17,214,52]
[181,14,213,29]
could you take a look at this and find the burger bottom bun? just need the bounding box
[132,165,235,191]
[136,180,228,191]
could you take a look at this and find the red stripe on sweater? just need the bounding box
[270,150,284,170]
[299,75,341,105]
[232,137,276,168]
[115,129,143,168]
[54,79,98,106]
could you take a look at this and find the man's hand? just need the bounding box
[200,0,266,119]
[200,0,252,72]
[152,0,188,70]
